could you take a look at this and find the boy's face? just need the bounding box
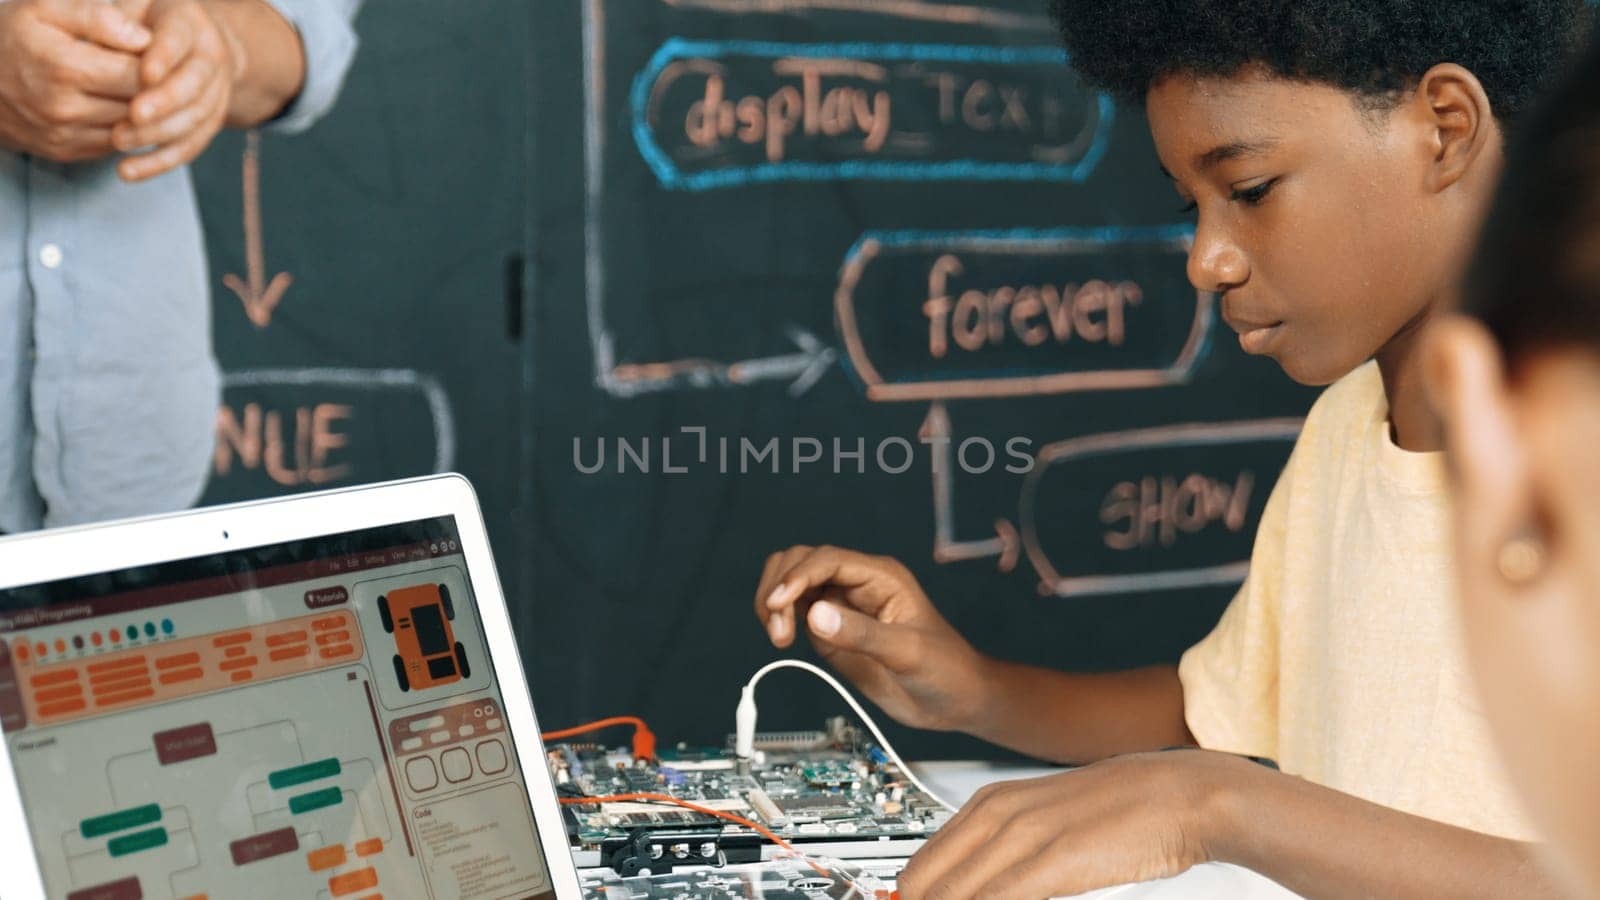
[1147,68,1451,386]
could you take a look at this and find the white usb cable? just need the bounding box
[735,658,958,812]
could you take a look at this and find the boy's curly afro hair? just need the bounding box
[1049,0,1591,121]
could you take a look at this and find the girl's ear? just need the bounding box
[1422,315,1535,566]
[1411,63,1496,194]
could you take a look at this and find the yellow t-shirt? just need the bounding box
[1178,361,1535,840]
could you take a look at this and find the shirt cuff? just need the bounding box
[259,0,361,134]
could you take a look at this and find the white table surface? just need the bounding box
[909,761,1304,900]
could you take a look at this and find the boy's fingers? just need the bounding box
[899,808,998,900]
[755,553,784,641]
[36,0,151,51]
[756,545,812,647]
[767,546,888,614]
[807,601,919,672]
[806,600,864,648]
[766,611,790,646]
[761,548,811,611]
[758,545,911,647]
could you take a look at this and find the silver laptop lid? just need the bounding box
[0,476,583,900]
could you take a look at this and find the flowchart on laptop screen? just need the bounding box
[1,528,554,900]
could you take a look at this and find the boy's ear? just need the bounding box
[1412,63,1496,193]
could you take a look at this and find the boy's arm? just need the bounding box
[756,545,1193,763]
[970,659,1192,763]
[1218,760,1560,900]
[895,749,1562,900]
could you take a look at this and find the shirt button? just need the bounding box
[38,244,62,269]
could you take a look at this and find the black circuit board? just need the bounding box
[579,857,899,900]
[550,721,949,873]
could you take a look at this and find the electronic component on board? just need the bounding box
[746,787,786,827]
[549,719,951,873]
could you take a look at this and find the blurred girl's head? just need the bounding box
[1425,28,1600,896]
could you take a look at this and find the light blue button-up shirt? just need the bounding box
[0,0,359,532]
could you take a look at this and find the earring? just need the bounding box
[1496,531,1546,585]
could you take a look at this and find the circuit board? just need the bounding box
[578,857,900,899]
[550,718,949,874]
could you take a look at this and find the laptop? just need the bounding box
[0,475,585,900]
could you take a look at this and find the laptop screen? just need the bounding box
[0,516,558,900]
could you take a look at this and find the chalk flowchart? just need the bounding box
[589,1,1305,598]
[584,0,1115,398]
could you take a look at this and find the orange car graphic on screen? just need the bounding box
[378,583,470,692]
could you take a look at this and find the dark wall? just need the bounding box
[193,1,529,617]
[195,0,1318,761]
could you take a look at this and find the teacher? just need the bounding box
[0,0,358,532]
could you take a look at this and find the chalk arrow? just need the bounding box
[921,401,1022,572]
[726,325,838,396]
[222,130,294,329]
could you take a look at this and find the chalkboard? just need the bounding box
[192,1,529,612]
[194,0,1319,761]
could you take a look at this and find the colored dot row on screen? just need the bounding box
[11,619,176,661]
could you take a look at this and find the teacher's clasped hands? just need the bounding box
[0,0,308,180]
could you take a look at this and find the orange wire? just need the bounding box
[559,792,831,878]
[541,716,649,740]
[541,716,656,761]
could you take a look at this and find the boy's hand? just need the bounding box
[897,749,1244,900]
[113,0,243,182]
[0,0,149,161]
[755,545,990,731]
